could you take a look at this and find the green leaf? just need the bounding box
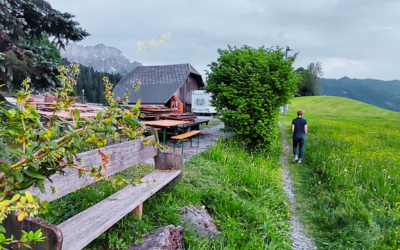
[74,109,80,123]
[14,169,24,182]
[50,126,58,140]
[16,179,36,190]
[123,118,140,127]
[1,108,13,119]
[0,225,6,234]
[0,164,12,176]
[21,170,46,180]
[7,148,24,156]
[35,180,46,193]
[136,99,141,109]
[96,110,102,119]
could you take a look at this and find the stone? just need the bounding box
[127,225,184,250]
[180,206,219,238]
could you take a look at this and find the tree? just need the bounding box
[307,62,324,96]
[0,0,89,92]
[296,62,324,96]
[206,45,300,149]
[295,67,311,96]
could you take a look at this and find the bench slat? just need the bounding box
[171,130,201,140]
[27,136,157,202]
[58,170,181,250]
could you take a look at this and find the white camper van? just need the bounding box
[191,90,217,114]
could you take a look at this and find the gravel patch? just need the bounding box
[165,122,225,162]
[144,119,227,164]
[279,122,317,250]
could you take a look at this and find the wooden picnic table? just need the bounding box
[143,120,190,144]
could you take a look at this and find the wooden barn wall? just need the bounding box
[174,76,199,113]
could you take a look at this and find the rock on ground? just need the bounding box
[127,225,184,250]
[180,206,219,238]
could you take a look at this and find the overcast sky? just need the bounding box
[47,0,400,80]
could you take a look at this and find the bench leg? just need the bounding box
[173,140,176,154]
[190,137,193,148]
[197,135,199,148]
[182,140,185,155]
[133,203,143,219]
[163,128,167,145]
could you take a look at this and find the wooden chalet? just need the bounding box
[112,64,204,113]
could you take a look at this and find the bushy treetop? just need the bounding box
[206,45,299,149]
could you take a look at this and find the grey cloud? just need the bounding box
[48,0,400,80]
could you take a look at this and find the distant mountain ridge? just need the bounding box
[321,77,400,112]
[60,43,142,75]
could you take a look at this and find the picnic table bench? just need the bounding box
[3,136,183,250]
[171,130,201,155]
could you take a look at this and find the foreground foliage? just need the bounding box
[0,62,164,248]
[206,45,299,150]
[42,138,292,249]
[281,96,400,249]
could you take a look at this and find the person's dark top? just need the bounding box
[292,117,308,135]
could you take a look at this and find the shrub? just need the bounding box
[206,45,299,149]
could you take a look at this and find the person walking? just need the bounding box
[292,110,308,164]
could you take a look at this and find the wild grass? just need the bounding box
[40,137,291,249]
[281,96,400,249]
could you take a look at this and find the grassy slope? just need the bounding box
[280,96,400,249]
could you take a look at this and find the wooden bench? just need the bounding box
[171,130,201,155]
[3,136,183,250]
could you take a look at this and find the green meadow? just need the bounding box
[281,96,400,249]
[40,138,292,250]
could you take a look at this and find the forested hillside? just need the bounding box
[62,59,124,105]
[321,77,400,112]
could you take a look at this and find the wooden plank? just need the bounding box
[26,136,157,202]
[171,130,201,140]
[58,170,181,250]
[2,214,62,250]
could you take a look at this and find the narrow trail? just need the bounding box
[279,122,317,250]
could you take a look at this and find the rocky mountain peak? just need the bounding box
[60,43,142,75]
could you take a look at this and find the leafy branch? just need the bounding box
[0,62,168,248]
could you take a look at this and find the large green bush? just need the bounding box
[206,45,299,149]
